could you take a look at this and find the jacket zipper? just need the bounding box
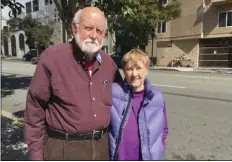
[137,100,147,160]
[113,89,132,160]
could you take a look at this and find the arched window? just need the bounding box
[19,33,25,52]
[11,35,17,56]
[3,36,9,56]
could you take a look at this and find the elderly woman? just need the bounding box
[109,49,168,160]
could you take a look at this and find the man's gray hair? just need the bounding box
[72,9,82,23]
[72,9,108,31]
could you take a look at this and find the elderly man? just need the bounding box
[24,7,122,160]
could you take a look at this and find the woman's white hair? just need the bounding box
[72,9,108,30]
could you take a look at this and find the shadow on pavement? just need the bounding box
[1,74,32,98]
[1,116,28,160]
[13,110,25,119]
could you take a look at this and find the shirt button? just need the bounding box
[90,82,93,85]
[94,114,96,117]
[92,97,95,100]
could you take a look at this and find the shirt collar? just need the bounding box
[95,52,102,64]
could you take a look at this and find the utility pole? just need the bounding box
[151,29,156,67]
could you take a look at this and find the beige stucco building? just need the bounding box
[146,0,232,67]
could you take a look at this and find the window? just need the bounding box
[3,26,8,32]
[54,13,57,22]
[218,11,232,27]
[26,2,32,14]
[54,9,60,22]
[54,12,58,22]
[227,11,232,26]
[45,0,48,5]
[33,0,39,12]
[157,21,167,33]
[159,0,168,6]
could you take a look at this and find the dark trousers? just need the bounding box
[43,133,109,160]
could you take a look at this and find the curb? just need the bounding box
[150,68,180,71]
[150,68,232,74]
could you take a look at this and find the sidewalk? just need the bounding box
[150,66,232,74]
[1,116,28,160]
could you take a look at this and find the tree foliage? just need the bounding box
[22,16,54,48]
[7,16,54,49]
[52,0,181,47]
[1,28,11,46]
[95,0,181,48]
[1,0,24,18]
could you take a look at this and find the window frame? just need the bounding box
[159,0,168,6]
[157,21,167,33]
[25,2,32,14]
[162,0,168,5]
[45,0,49,5]
[33,0,39,12]
[217,10,232,28]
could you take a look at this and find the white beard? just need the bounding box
[75,33,103,60]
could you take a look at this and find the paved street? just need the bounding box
[148,71,232,160]
[2,60,232,160]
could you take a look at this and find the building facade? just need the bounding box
[1,0,61,58]
[146,0,232,67]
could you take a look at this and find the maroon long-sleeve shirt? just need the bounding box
[24,41,121,160]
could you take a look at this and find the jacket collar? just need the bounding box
[121,79,133,94]
[143,79,155,100]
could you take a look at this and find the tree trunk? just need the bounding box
[62,22,66,43]
[62,20,73,43]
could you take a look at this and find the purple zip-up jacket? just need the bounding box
[109,79,168,160]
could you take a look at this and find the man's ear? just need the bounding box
[72,22,79,35]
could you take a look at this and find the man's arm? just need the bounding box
[162,103,168,146]
[24,51,51,160]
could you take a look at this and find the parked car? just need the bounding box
[23,50,37,61]
[110,52,124,68]
[31,56,39,64]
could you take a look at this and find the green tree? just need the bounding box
[1,27,11,56]
[95,0,181,50]
[1,0,24,18]
[22,16,54,50]
[53,0,181,47]
[1,28,10,46]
